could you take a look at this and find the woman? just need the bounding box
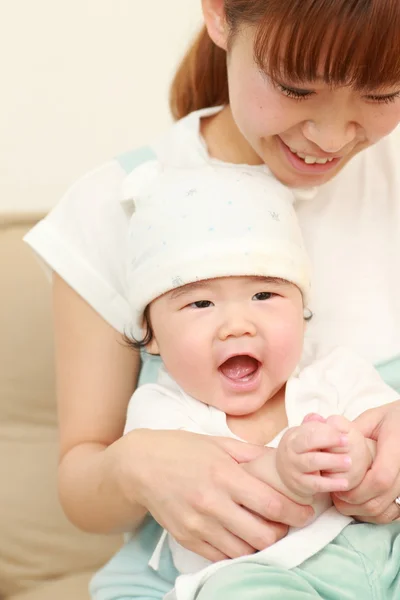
[26,0,400,597]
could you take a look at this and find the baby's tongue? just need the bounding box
[219,355,258,381]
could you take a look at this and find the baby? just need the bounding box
[118,163,398,600]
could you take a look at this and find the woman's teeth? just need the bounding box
[289,148,335,165]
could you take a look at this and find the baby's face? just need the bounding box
[146,276,304,416]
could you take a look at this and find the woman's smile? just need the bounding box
[277,137,342,175]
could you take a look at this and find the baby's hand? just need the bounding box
[321,415,374,490]
[276,417,352,502]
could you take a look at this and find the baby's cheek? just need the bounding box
[272,322,303,371]
[167,337,209,390]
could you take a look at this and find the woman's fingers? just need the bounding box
[332,402,400,524]
[353,400,400,439]
[213,435,270,463]
[333,493,400,524]
[169,498,287,559]
[233,467,313,528]
[178,519,254,561]
[187,541,229,563]
[217,500,289,552]
[333,470,400,524]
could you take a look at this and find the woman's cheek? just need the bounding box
[362,104,400,142]
[235,83,285,138]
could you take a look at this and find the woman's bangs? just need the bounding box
[253,0,400,90]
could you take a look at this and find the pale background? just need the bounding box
[1,1,203,213]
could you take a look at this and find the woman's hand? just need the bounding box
[332,400,400,523]
[119,429,313,562]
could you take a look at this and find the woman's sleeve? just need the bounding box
[24,148,155,333]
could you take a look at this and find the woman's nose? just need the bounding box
[302,117,358,154]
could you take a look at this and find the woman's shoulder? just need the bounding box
[58,147,159,218]
[43,105,218,227]
[45,105,215,217]
[23,146,159,332]
[23,111,211,332]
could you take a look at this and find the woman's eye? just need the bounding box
[364,92,400,105]
[190,300,213,309]
[277,84,315,101]
[253,292,273,301]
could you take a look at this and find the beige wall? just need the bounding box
[1,1,202,213]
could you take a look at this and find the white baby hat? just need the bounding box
[121,162,311,334]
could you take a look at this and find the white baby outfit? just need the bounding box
[124,347,399,600]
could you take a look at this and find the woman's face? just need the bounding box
[225,29,400,188]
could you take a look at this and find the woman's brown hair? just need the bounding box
[170,0,400,120]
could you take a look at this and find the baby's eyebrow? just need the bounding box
[247,276,289,287]
[169,281,210,301]
[168,277,289,301]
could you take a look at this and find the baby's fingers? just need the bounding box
[299,474,350,495]
[288,422,349,454]
[296,451,352,474]
[302,413,326,424]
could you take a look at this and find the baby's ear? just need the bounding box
[303,307,313,322]
[145,336,160,356]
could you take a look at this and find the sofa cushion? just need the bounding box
[7,571,92,600]
[0,215,121,597]
[9,572,94,600]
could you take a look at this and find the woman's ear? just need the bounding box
[202,0,229,50]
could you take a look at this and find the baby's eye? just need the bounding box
[190,300,214,309]
[252,292,273,301]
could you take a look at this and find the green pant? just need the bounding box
[196,523,400,600]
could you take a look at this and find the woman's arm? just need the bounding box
[53,275,313,558]
[54,274,146,532]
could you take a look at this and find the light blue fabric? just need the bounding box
[116,146,157,175]
[376,355,400,394]
[90,516,178,600]
[194,523,400,600]
[138,352,163,387]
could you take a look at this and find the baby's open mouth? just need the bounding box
[218,355,261,382]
